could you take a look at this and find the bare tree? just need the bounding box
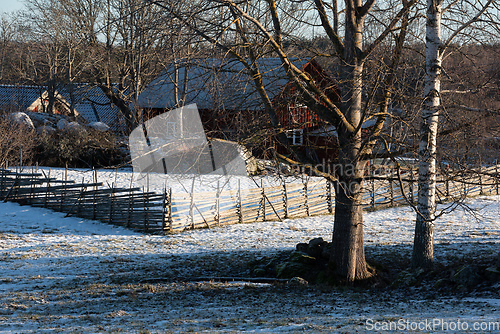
[150,0,418,281]
[0,14,19,82]
[20,0,190,132]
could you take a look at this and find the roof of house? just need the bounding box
[60,84,126,132]
[0,84,126,132]
[0,85,47,111]
[137,57,311,111]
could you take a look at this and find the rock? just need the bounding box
[451,265,482,287]
[394,270,419,287]
[9,112,34,130]
[309,237,324,248]
[252,267,267,276]
[36,125,56,135]
[321,242,333,260]
[288,277,308,286]
[289,251,316,264]
[90,121,110,132]
[496,252,500,268]
[67,121,83,132]
[26,112,54,127]
[276,262,310,279]
[308,237,327,258]
[296,243,308,253]
[57,119,70,131]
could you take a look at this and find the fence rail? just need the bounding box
[0,165,499,234]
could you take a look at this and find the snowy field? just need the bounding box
[0,168,499,333]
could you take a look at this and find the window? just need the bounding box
[286,129,303,145]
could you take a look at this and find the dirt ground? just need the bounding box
[1,245,499,333]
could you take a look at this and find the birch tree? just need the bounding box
[412,0,495,268]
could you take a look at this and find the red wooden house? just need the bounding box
[271,60,342,162]
[137,58,348,162]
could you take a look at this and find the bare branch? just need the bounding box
[441,0,494,52]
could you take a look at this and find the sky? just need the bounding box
[0,0,24,14]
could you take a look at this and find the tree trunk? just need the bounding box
[97,84,138,134]
[332,159,370,281]
[330,4,370,281]
[412,0,442,269]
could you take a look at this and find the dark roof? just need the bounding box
[60,84,126,132]
[137,57,310,111]
[0,85,45,111]
[0,84,126,132]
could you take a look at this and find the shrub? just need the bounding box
[0,116,37,167]
[34,128,128,168]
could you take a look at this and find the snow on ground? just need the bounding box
[0,168,499,333]
[26,166,307,195]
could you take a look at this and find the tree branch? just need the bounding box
[441,0,493,52]
[313,0,344,56]
[362,0,417,60]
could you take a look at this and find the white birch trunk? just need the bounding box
[412,0,442,268]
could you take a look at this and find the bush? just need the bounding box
[0,116,37,167]
[34,128,128,168]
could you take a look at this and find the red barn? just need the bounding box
[137,58,345,162]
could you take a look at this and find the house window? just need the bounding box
[286,129,303,145]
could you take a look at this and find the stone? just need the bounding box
[9,112,34,130]
[57,119,70,131]
[276,262,310,279]
[289,251,316,264]
[308,237,324,248]
[308,237,327,258]
[288,277,308,286]
[321,242,333,260]
[252,267,267,276]
[36,125,56,135]
[67,121,83,132]
[451,265,482,287]
[90,121,110,132]
[296,243,308,253]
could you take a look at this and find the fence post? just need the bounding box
[261,179,266,221]
[282,181,288,219]
[109,183,115,224]
[215,181,220,226]
[237,179,243,224]
[168,188,173,232]
[127,189,133,228]
[92,169,97,220]
[496,164,499,195]
[479,167,483,195]
[371,177,375,208]
[59,166,66,211]
[77,177,84,215]
[0,167,4,200]
[304,181,309,216]
[326,179,333,214]
[463,173,467,197]
[44,169,51,208]
[29,168,34,205]
[143,187,148,232]
[162,186,167,231]
[409,169,414,204]
[389,172,394,206]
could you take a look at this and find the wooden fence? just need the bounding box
[0,168,168,233]
[0,165,499,233]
